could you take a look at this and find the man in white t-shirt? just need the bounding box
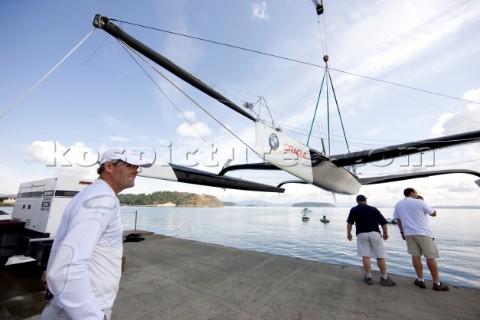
[393,187,449,292]
[41,147,153,319]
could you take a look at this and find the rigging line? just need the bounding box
[316,20,325,54]
[279,122,415,148]
[307,72,326,146]
[325,68,331,155]
[314,10,327,55]
[327,71,350,153]
[252,97,275,128]
[321,9,328,56]
[0,29,96,120]
[281,124,400,148]
[110,19,327,68]
[109,18,254,120]
[368,77,480,125]
[327,67,479,105]
[439,159,480,166]
[313,0,328,57]
[119,39,259,156]
[317,118,327,156]
[118,42,208,144]
[110,18,479,105]
[83,34,109,65]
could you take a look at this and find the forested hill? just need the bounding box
[118,191,223,207]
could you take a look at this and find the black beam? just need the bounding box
[93,14,256,122]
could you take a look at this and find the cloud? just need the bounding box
[109,136,131,142]
[251,2,269,20]
[177,110,196,121]
[342,2,476,78]
[25,141,100,179]
[176,122,212,138]
[101,114,151,143]
[432,87,480,135]
[431,113,454,135]
[162,9,204,70]
[157,139,173,148]
[463,88,480,103]
[26,140,98,166]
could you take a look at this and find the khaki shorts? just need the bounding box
[405,235,439,259]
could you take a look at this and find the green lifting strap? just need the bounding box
[307,71,327,146]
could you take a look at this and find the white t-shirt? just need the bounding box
[393,197,435,237]
[46,179,123,320]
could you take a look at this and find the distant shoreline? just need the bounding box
[431,206,480,209]
[2,204,479,209]
[118,205,480,209]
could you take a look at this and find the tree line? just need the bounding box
[117,191,200,206]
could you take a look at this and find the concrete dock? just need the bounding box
[1,233,479,319]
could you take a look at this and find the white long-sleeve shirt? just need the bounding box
[46,179,123,320]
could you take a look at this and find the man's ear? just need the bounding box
[104,161,115,173]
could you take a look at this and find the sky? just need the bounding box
[1,0,479,207]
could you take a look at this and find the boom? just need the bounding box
[92,14,256,121]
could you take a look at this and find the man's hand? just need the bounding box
[41,271,48,291]
[347,223,353,241]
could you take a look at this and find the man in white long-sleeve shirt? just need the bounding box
[41,147,153,320]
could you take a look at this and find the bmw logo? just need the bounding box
[269,133,279,151]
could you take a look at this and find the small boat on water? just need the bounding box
[386,218,397,224]
[320,215,330,223]
[301,208,311,221]
[0,210,10,221]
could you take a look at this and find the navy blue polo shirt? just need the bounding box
[347,204,387,235]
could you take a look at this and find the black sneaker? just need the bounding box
[414,279,426,289]
[380,277,396,286]
[433,282,449,291]
[364,276,373,285]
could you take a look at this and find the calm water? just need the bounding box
[2,206,477,288]
[120,206,480,289]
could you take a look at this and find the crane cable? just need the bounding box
[307,1,351,156]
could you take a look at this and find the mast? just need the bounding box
[92,14,256,122]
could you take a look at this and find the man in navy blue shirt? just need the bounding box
[347,195,396,286]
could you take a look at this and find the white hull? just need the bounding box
[255,122,360,195]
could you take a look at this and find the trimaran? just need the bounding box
[92,14,480,196]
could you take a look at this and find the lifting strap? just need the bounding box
[306,55,350,156]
